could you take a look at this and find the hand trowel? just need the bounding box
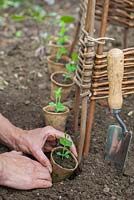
[105,48,132,173]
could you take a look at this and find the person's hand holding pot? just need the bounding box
[15,126,78,172]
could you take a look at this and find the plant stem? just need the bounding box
[62,146,65,160]
[56,96,58,112]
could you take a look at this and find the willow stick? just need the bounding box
[83,0,110,157]
[69,21,81,57]
[73,86,80,135]
[78,0,96,163]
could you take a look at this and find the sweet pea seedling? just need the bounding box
[62,53,78,82]
[56,132,72,160]
[56,15,75,46]
[56,47,68,62]
[49,87,65,113]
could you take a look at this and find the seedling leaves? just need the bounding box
[60,137,72,147]
[11,14,26,21]
[61,15,75,23]
[72,53,78,62]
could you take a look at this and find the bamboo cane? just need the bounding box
[78,0,96,163]
[83,0,110,157]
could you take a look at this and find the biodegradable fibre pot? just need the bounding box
[47,55,70,74]
[50,147,78,183]
[50,71,75,101]
[43,105,69,132]
[49,37,72,55]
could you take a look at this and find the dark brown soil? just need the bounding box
[48,108,65,113]
[52,148,76,169]
[54,73,73,84]
[0,0,134,199]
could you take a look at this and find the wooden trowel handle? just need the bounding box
[107,48,124,110]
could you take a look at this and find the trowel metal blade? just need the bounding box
[105,125,123,161]
[105,125,132,172]
[121,132,133,175]
[114,131,132,172]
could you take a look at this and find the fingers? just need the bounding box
[47,127,65,139]
[10,151,23,156]
[34,163,52,181]
[33,147,52,173]
[33,180,52,189]
[46,127,78,157]
[33,160,52,189]
[46,134,56,141]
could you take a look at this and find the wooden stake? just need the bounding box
[78,0,96,163]
[73,85,80,135]
[69,21,81,57]
[83,0,110,157]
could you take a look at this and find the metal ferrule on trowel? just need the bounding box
[112,109,128,136]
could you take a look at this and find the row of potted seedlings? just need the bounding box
[43,16,78,182]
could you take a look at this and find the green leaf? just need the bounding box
[29,5,46,23]
[62,73,71,82]
[60,137,72,147]
[65,154,70,159]
[65,63,77,74]
[64,150,70,156]
[56,102,65,112]
[56,151,62,156]
[49,102,56,106]
[72,53,78,62]
[56,47,68,61]
[0,0,25,9]
[15,30,23,37]
[56,36,69,46]
[61,15,75,23]
[11,14,26,21]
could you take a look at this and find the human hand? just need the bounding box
[16,126,77,172]
[0,151,52,190]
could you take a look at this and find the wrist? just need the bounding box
[0,114,25,150]
[10,126,25,150]
[14,129,29,152]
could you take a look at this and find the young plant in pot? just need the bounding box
[49,15,75,54]
[47,47,70,74]
[51,132,78,182]
[43,87,69,131]
[50,53,78,101]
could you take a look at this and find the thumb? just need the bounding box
[33,148,52,173]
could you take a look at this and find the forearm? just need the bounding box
[0,157,2,180]
[0,114,23,149]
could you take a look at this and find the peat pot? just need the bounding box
[50,147,78,183]
[49,37,72,55]
[50,71,75,101]
[43,105,69,132]
[47,55,70,74]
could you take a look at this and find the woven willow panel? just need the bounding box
[96,0,134,28]
[80,0,134,28]
[91,47,134,100]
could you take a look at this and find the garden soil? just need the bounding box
[0,0,134,199]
